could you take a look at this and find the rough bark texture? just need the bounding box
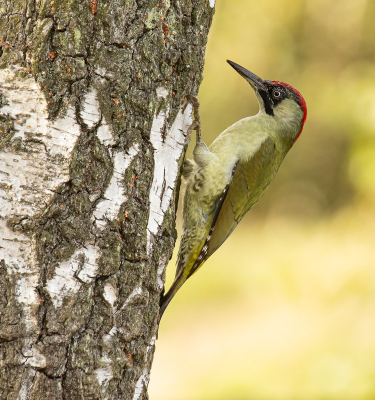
[0,0,214,398]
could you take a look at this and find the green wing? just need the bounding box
[204,136,279,261]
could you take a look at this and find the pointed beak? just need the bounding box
[227,60,266,92]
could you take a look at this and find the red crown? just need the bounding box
[271,81,307,140]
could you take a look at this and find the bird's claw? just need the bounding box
[184,120,200,145]
[184,95,201,144]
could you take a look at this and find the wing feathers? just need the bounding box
[206,136,277,259]
[178,136,277,281]
[186,161,239,279]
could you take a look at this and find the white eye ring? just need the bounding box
[273,90,281,98]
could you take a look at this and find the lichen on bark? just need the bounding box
[0,0,214,398]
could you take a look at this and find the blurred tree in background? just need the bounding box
[151,1,375,399]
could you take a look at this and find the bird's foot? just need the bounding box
[184,120,200,145]
[183,95,201,144]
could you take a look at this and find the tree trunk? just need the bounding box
[0,0,214,398]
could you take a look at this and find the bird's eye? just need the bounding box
[273,90,281,98]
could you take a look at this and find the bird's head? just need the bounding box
[227,60,307,141]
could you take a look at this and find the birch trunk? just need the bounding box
[0,0,214,398]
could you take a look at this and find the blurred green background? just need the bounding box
[149,0,375,399]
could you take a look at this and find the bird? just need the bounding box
[159,60,307,321]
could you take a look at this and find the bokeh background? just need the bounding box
[150,0,375,399]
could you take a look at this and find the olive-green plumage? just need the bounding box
[159,61,307,320]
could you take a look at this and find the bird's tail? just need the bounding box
[159,276,185,323]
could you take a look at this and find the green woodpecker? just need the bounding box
[159,60,307,320]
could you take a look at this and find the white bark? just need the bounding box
[147,87,192,252]
[45,245,100,308]
[133,335,156,400]
[93,144,140,228]
[0,67,80,364]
